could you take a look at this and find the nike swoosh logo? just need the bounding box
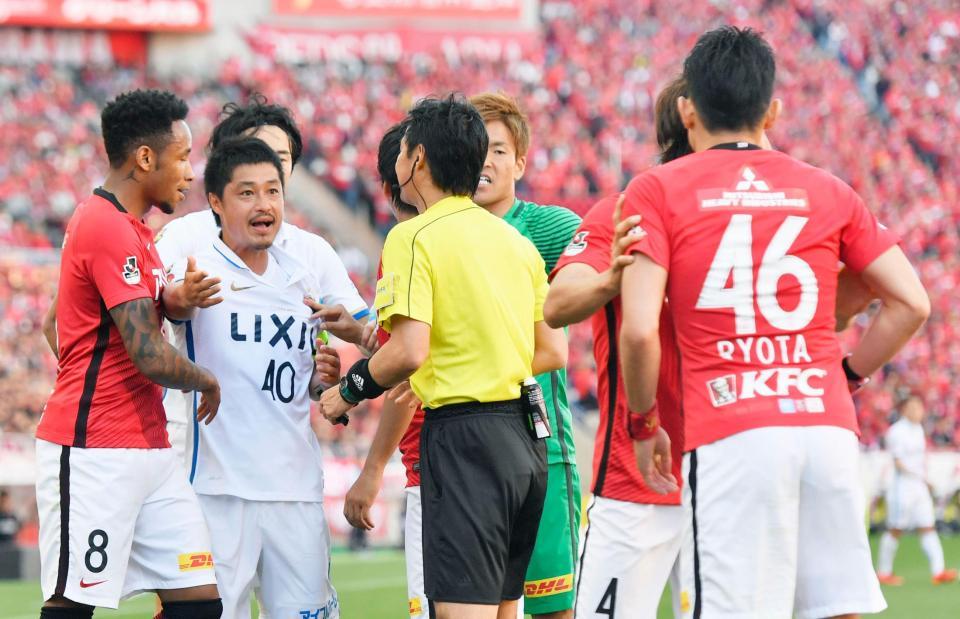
[230,282,255,292]
[80,579,107,588]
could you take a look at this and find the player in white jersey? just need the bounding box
[163,137,341,618]
[876,396,957,585]
[156,98,369,471]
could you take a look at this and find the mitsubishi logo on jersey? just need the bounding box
[735,167,770,191]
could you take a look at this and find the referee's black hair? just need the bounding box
[683,26,776,132]
[210,94,303,170]
[403,94,488,197]
[204,137,285,226]
[378,120,418,217]
[101,89,189,169]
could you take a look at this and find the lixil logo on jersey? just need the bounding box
[177,552,214,572]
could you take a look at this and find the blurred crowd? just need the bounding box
[1,0,958,449]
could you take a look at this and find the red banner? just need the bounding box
[0,28,150,65]
[0,0,209,32]
[272,0,522,20]
[253,26,540,64]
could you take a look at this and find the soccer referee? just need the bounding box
[318,95,568,619]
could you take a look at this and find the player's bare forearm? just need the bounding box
[368,316,429,387]
[42,292,58,359]
[109,297,214,392]
[363,392,417,476]
[834,267,876,332]
[619,255,667,412]
[848,247,930,377]
[532,320,568,374]
[544,263,619,328]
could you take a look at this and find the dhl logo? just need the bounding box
[524,573,573,598]
[177,552,214,572]
[408,597,423,616]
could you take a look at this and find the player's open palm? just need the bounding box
[344,471,380,530]
[610,193,643,282]
[181,256,223,308]
[633,427,679,495]
[196,369,221,424]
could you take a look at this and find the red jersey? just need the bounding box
[624,144,899,451]
[375,260,424,487]
[551,195,683,506]
[38,188,169,449]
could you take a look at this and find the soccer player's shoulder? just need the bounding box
[155,209,217,243]
[280,220,338,260]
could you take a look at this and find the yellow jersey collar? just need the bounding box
[422,195,478,220]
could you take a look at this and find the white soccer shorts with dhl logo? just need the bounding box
[36,439,216,608]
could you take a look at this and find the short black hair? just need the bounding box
[210,94,303,169]
[101,89,189,169]
[204,137,285,226]
[378,121,418,217]
[683,26,776,132]
[403,95,488,197]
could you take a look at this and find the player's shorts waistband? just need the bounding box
[424,398,523,421]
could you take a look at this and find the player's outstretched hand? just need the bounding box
[358,319,380,357]
[632,427,679,495]
[344,470,380,530]
[196,369,221,425]
[319,385,355,424]
[304,297,364,345]
[609,194,644,283]
[181,256,223,308]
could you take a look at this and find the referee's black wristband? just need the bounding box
[342,358,387,403]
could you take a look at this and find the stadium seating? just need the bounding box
[1,0,957,448]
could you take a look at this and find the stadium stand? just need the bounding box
[1,0,958,451]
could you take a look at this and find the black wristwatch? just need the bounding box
[338,376,362,405]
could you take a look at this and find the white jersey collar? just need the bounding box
[211,236,310,287]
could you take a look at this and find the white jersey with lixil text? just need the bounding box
[157,210,369,426]
[886,418,927,480]
[168,238,326,502]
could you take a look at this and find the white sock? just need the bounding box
[878,532,899,574]
[921,531,945,575]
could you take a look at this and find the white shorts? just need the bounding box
[197,494,338,619]
[679,426,886,619]
[36,439,216,608]
[575,496,685,619]
[886,476,936,530]
[166,418,194,475]
[404,486,427,619]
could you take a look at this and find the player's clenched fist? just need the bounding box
[309,344,341,400]
[344,471,380,531]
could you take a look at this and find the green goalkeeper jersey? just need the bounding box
[503,198,581,465]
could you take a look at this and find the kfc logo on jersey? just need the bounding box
[563,231,589,256]
[122,256,141,285]
[707,375,738,407]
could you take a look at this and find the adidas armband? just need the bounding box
[341,358,386,403]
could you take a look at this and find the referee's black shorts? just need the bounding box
[420,398,548,605]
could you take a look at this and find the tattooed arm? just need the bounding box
[109,297,221,422]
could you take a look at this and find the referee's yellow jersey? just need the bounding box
[375,195,549,409]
